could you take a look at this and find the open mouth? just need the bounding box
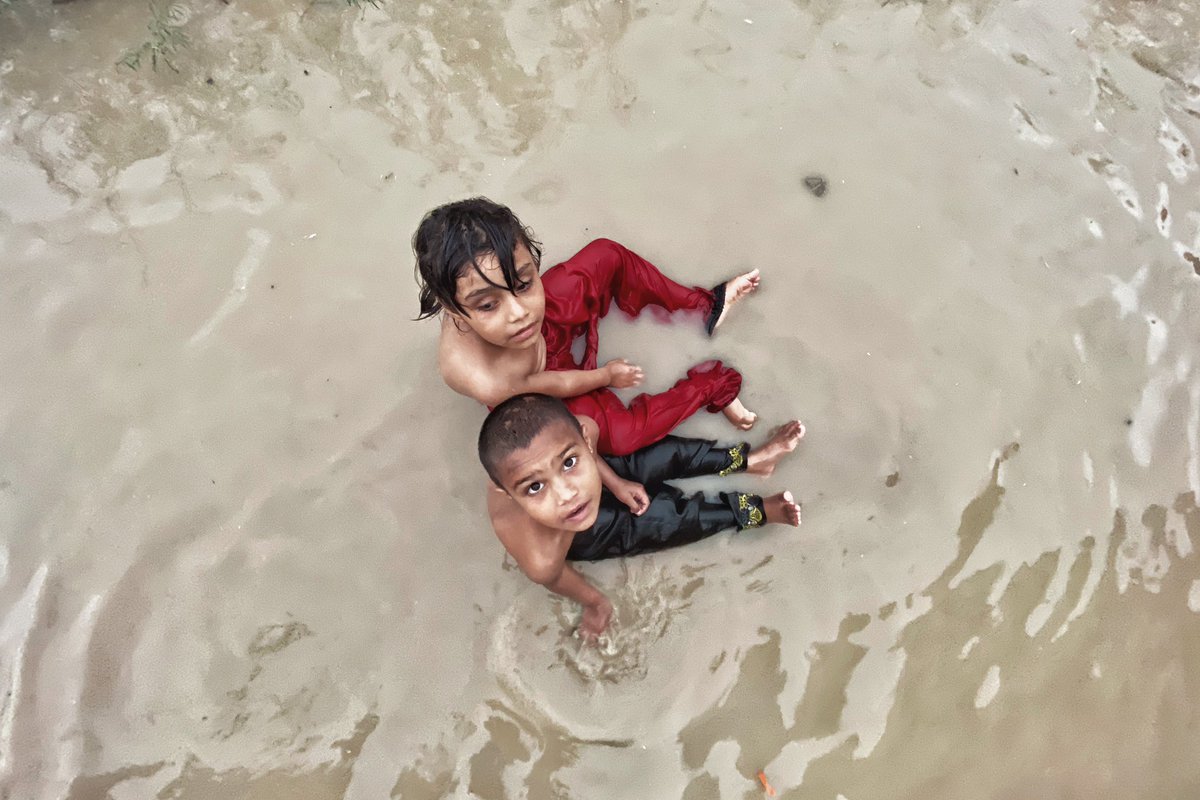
[563,500,592,526]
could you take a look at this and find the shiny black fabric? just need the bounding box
[567,435,763,562]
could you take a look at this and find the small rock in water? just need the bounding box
[1184,250,1200,275]
[804,174,828,198]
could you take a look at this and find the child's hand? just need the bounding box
[604,359,644,389]
[579,597,614,643]
[614,479,650,516]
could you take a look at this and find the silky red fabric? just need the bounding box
[540,238,742,456]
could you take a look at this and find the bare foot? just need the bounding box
[763,491,802,526]
[722,397,758,430]
[746,420,806,477]
[712,268,761,331]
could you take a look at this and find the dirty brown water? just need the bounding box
[2,0,1199,797]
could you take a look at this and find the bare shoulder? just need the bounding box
[522,552,565,587]
[486,488,566,586]
[441,344,535,408]
[486,488,533,559]
[439,327,504,405]
[441,353,496,404]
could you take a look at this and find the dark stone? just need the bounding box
[205,77,214,85]
[804,174,828,198]
[1183,251,1200,275]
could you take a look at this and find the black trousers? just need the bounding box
[567,436,766,562]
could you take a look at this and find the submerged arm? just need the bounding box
[545,562,607,607]
[542,563,613,641]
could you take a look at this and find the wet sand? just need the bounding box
[1,0,1199,797]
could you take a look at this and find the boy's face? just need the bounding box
[495,421,602,532]
[450,242,546,350]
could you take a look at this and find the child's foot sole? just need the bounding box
[763,491,802,526]
[707,269,761,333]
[746,420,806,477]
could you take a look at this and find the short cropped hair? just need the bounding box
[478,393,583,486]
[412,197,543,319]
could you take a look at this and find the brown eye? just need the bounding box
[525,481,544,496]
[563,456,578,470]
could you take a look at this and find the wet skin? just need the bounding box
[437,243,643,408]
[487,420,615,640]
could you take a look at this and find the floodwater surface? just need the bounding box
[1,0,1199,798]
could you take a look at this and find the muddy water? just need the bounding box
[2,0,1199,798]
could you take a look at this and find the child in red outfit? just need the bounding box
[541,238,748,454]
[413,197,760,455]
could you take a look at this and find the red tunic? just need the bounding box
[540,239,742,455]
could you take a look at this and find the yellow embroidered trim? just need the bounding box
[719,443,746,477]
[738,493,764,527]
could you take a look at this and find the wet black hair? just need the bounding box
[478,393,584,486]
[412,197,543,319]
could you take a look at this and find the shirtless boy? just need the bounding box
[479,393,805,639]
[414,197,762,455]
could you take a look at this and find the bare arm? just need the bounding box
[513,542,613,641]
[444,362,611,406]
[518,358,643,399]
[577,414,649,515]
[594,449,649,514]
[543,563,613,640]
[539,560,605,606]
[519,365,612,399]
[445,353,643,407]
[594,456,623,494]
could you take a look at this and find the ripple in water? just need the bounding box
[552,563,690,684]
[488,560,737,742]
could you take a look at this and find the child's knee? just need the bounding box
[581,237,623,262]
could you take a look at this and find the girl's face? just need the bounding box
[449,242,546,350]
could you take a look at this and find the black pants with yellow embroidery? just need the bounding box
[567,435,766,562]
